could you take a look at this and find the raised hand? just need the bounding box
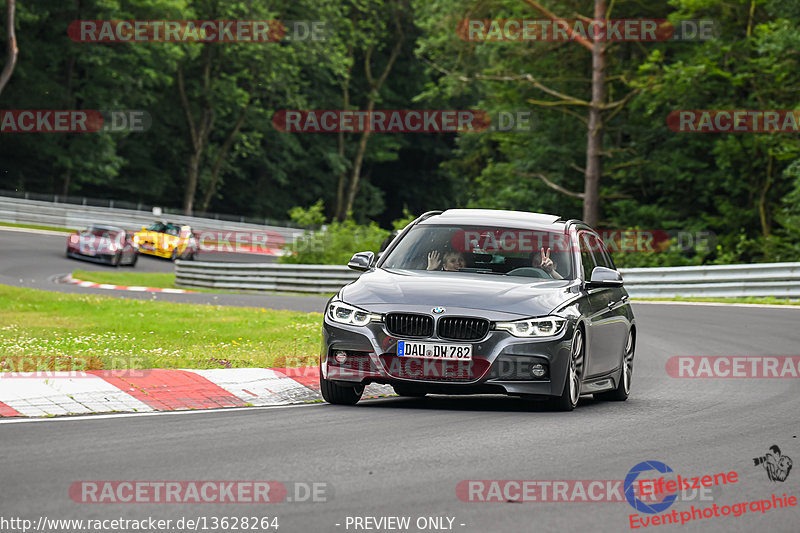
[427,250,442,270]
[538,247,555,273]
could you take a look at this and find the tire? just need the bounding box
[392,383,427,397]
[595,329,635,402]
[548,327,584,412]
[129,253,138,267]
[319,367,364,405]
[170,248,178,262]
[111,252,121,267]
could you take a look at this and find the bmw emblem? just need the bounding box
[432,307,445,314]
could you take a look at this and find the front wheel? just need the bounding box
[595,329,634,402]
[319,367,364,405]
[548,327,584,411]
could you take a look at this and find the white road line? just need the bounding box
[632,300,800,310]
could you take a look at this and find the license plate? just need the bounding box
[397,341,472,360]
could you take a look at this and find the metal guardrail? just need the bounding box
[619,262,800,298]
[175,261,360,293]
[0,195,304,242]
[174,260,800,298]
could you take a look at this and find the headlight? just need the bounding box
[495,316,567,338]
[161,241,171,250]
[133,235,140,243]
[327,301,381,326]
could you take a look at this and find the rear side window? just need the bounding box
[579,233,597,280]
[586,233,613,269]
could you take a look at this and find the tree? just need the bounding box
[0,0,18,98]
[415,0,639,226]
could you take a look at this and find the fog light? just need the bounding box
[334,351,348,364]
[530,363,546,378]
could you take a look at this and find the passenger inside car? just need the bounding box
[532,248,565,279]
[426,250,466,271]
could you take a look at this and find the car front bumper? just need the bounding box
[66,248,118,264]
[321,316,575,398]
[136,244,173,258]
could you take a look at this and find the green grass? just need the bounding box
[0,221,75,232]
[0,284,323,372]
[632,296,800,306]
[73,269,178,289]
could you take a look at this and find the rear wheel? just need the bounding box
[548,327,584,412]
[129,253,138,267]
[319,367,364,405]
[111,252,121,267]
[595,329,634,402]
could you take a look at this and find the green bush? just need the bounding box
[279,202,391,265]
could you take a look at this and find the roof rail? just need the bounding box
[564,219,587,228]
[417,210,443,221]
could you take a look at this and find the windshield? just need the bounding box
[146,222,181,236]
[381,224,574,280]
[84,227,119,239]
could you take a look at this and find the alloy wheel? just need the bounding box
[568,329,584,406]
[622,331,634,394]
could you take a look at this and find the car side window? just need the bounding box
[601,247,617,270]
[579,232,596,280]
[586,233,613,270]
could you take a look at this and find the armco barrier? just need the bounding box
[0,195,304,242]
[174,260,800,298]
[619,262,800,298]
[175,261,361,293]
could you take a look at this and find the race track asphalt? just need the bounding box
[1,227,799,532]
[0,228,329,312]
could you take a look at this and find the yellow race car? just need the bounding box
[133,222,198,261]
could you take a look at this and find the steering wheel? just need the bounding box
[506,267,551,279]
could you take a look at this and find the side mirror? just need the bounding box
[587,266,623,288]
[347,251,375,272]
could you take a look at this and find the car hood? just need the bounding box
[135,231,179,242]
[340,268,579,318]
[71,234,118,251]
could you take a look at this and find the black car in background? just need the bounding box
[320,209,636,411]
